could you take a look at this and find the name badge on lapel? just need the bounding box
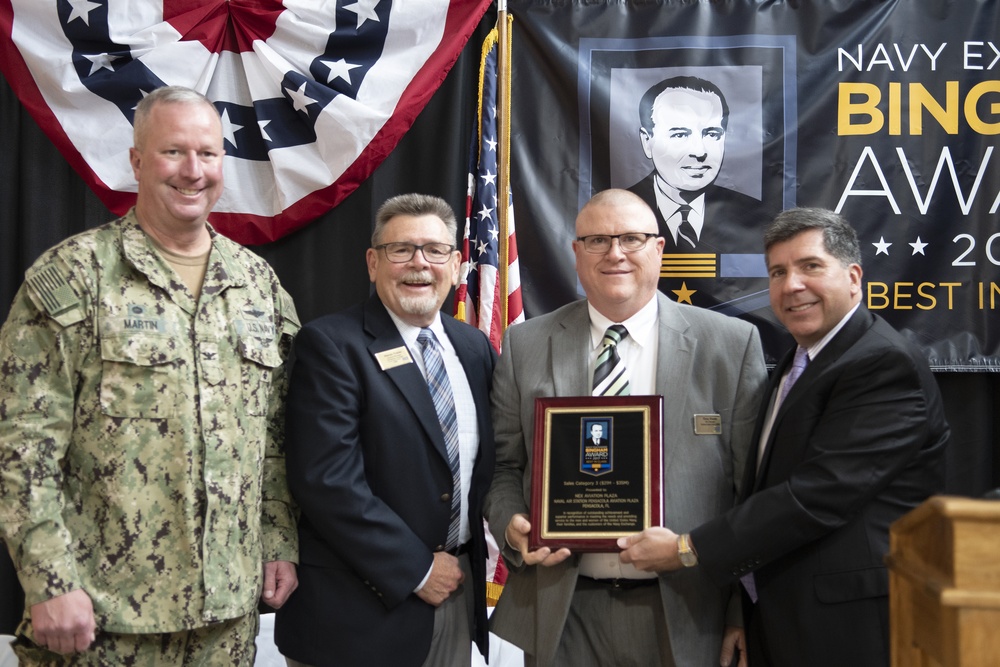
[693,414,722,435]
[375,346,414,371]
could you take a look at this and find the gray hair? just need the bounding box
[372,194,458,246]
[764,207,862,267]
[133,86,219,150]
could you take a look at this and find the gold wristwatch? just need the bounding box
[677,533,698,567]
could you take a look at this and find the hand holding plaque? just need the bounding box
[530,396,663,552]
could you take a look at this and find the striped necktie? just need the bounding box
[418,328,462,550]
[593,325,630,396]
[677,204,697,248]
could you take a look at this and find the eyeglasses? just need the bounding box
[374,242,456,264]
[575,233,659,254]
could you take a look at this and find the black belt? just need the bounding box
[444,542,472,557]
[583,576,658,590]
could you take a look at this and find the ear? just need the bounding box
[848,263,863,295]
[129,147,141,181]
[639,128,654,160]
[365,248,378,283]
[448,251,461,286]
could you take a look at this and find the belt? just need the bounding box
[444,542,472,557]
[583,576,658,590]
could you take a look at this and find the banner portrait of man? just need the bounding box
[578,36,798,362]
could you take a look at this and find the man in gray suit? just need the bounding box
[484,189,768,667]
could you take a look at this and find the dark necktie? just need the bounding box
[593,325,630,396]
[417,328,462,549]
[676,204,697,248]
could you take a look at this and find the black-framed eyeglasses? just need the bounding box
[575,233,659,254]
[374,242,456,264]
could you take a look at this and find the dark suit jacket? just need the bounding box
[627,173,772,255]
[274,295,497,667]
[691,307,949,667]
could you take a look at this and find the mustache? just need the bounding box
[401,271,434,284]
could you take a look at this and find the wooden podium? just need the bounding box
[886,495,1000,666]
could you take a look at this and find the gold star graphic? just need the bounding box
[672,282,696,304]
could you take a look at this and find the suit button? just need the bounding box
[435,544,446,551]
[441,493,451,502]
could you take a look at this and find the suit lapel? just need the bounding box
[754,307,875,488]
[363,297,451,465]
[750,349,791,493]
[551,303,591,396]
[652,293,697,478]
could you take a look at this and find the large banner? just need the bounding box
[508,0,1000,370]
[0,0,490,244]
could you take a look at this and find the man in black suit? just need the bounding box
[617,207,949,666]
[274,194,497,667]
[627,75,762,254]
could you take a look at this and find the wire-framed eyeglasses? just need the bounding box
[575,233,659,254]
[374,242,456,264]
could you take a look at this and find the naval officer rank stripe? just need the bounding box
[661,253,717,279]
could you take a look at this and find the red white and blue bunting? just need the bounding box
[0,0,490,243]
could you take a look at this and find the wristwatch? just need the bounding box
[677,533,698,567]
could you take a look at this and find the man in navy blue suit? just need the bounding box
[619,207,949,666]
[275,193,497,667]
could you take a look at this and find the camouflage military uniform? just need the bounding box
[0,210,299,641]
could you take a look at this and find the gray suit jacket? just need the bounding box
[484,292,768,666]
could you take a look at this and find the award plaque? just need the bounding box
[530,395,663,552]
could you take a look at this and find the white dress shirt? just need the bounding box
[387,310,480,591]
[578,296,659,580]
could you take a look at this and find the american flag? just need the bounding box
[0,0,490,244]
[455,17,523,352]
[454,16,520,602]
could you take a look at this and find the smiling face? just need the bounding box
[573,195,664,323]
[590,423,604,440]
[129,100,224,234]
[640,87,726,200]
[366,213,460,327]
[767,228,863,348]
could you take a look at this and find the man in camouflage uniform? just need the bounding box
[0,86,299,665]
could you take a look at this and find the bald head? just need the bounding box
[577,189,655,230]
[573,189,664,322]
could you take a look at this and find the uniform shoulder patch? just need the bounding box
[25,263,81,318]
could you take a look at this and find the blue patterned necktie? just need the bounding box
[593,325,630,396]
[417,328,462,550]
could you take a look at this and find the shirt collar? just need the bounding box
[804,303,860,360]
[652,184,705,238]
[386,309,446,350]
[587,295,658,351]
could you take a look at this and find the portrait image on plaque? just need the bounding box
[531,395,663,551]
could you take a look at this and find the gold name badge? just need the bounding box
[375,346,413,371]
[693,414,722,435]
